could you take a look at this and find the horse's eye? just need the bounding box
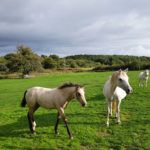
[119,78,123,82]
[76,92,81,97]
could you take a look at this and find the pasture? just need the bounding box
[0,71,149,150]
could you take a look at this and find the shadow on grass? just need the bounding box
[0,111,104,138]
[0,112,57,138]
[2,145,55,150]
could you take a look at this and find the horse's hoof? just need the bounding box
[117,121,121,125]
[109,114,112,117]
[70,136,74,140]
[55,132,59,135]
[30,132,36,136]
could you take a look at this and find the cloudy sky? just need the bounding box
[0,0,150,56]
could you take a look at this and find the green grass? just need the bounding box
[0,71,149,150]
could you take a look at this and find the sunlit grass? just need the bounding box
[0,71,149,149]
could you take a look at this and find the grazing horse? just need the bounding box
[21,83,87,139]
[103,69,132,126]
[139,70,149,87]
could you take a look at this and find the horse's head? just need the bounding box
[145,70,149,77]
[113,69,132,94]
[75,86,87,107]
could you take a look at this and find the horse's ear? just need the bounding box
[80,85,85,89]
[124,68,128,73]
[82,84,87,87]
[118,69,122,74]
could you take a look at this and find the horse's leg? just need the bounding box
[115,100,118,118]
[139,79,141,87]
[54,112,61,135]
[59,107,73,139]
[112,100,118,118]
[145,79,148,87]
[142,80,144,87]
[27,109,34,134]
[32,105,39,133]
[116,100,121,124]
[110,101,112,117]
[28,105,39,134]
[106,100,111,126]
[55,103,69,135]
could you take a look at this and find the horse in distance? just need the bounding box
[21,83,87,139]
[139,69,149,87]
[103,69,132,126]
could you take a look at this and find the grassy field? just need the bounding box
[0,71,149,150]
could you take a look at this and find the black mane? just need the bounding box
[58,82,82,89]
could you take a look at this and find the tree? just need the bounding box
[5,45,42,76]
[49,54,59,60]
[17,45,42,75]
[42,57,57,69]
[4,53,21,72]
[0,57,8,72]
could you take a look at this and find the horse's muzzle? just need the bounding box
[82,102,87,107]
[82,103,85,107]
[126,87,133,94]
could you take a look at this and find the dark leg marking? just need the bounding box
[54,112,60,135]
[63,118,73,139]
[27,105,39,134]
[27,112,34,133]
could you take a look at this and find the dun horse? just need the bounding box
[139,70,149,87]
[21,83,87,139]
[103,69,132,126]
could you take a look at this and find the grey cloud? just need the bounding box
[0,0,150,56]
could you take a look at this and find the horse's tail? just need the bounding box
[21,90,27,107]
[112,99,116,112]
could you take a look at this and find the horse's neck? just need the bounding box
[107,77,117,100]
[110,82,117,93]
[145,72,149,77]
[142,72,148,78]
[61,87,76,102]
[110,79,117,95]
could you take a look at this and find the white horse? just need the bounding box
[103,69,132,126]
[21,83,87,139]
[139,70,149,87]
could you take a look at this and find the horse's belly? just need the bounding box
[37,98,56,109]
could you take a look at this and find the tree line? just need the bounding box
[0,45,150,76]
[66,55,150,71]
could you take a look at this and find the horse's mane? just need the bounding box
[58,82,82,89]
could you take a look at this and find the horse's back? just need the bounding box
[27,87,54,97]
[26,87,57,108]
[139,72,144,78]
[139,71,149,80]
